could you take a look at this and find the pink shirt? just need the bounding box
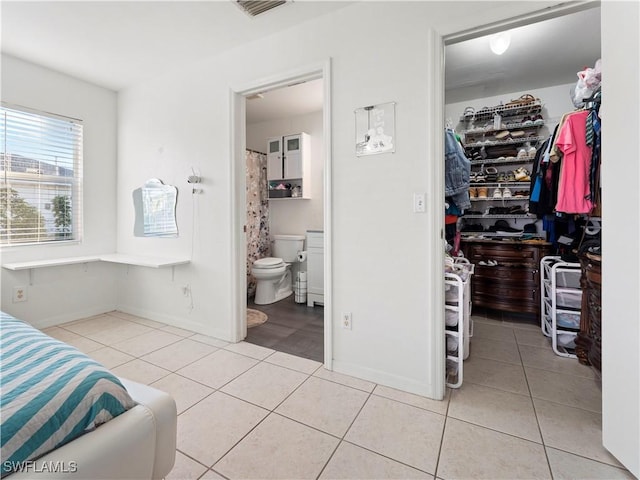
[554,110,594,214]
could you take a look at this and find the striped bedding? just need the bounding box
[0,312,135,477]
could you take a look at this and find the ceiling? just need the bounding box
[0,1,351,92]
[1,2,601,120]
[445,6,601,103]
[246,78,324,124]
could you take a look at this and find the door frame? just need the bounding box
[229,60,333,368]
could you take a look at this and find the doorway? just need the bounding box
[230,62,333,367]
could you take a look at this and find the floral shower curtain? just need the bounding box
[246,150,271,297]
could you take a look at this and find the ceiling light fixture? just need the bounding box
[489,31,511,55]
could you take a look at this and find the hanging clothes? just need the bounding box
[554,110,594,214]
[444,129,471,211]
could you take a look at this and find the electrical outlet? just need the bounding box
[342,312,352,330]
[13,286,27,303]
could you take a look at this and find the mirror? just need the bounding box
[132,178,178,237]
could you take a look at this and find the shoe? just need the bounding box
[476,172,486,182]
[528,146,537,159]
[533,114,544,126]
[511,130,526,138]
[495,130,510,140]
[477,187,488,199]
[507,171,516,182]
[485,166,498,182]
[494,219,524,236]
[517,148,528,160]
[463,106,475,119]
[469,187,477,198]
[492,188,502,199]
[497,172,506,182]
[521,116,534,126]
[514,167,530,180]
[469,171,477,182]
[502,187,512,198]
[513,190,527,198]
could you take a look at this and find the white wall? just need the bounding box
[600,1,639,476]
[114,1,564,396]
[0,55,119,327]
[246,110,324,236]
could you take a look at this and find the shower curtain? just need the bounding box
[246,149,271,297]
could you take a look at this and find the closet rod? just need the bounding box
[246,148,267,155]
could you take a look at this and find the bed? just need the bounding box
[1,311,177,479]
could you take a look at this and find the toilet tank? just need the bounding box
[273,234,305,262]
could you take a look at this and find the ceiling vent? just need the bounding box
[236,1,288,17]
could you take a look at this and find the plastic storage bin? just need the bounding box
[556,290,582,310]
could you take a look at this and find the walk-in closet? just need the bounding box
[443,5,603,386]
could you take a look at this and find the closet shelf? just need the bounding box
[469,182,531,187]
[463,136,544,148]
[460,100,543,122]
[461,120,546,135]
[462,214,535,219]
[470,157,536,166]
[470,197,530,202]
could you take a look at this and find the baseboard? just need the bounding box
[331,359,440,400]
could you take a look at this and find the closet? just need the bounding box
[443,6,602,377]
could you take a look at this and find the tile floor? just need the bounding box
[245,295,324,362]
[42,309,634,480]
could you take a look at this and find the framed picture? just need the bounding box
[355,102,396,156]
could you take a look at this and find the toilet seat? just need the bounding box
[253,257,285,269]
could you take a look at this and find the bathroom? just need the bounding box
[244,78,325,362]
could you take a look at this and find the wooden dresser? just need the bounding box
[461,239,551,315]
[575,253,602,371]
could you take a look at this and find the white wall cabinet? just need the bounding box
[266,133,311,199]
[306,230,323,307]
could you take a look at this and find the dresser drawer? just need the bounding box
[467,244,541,264]
[473,265,538,283]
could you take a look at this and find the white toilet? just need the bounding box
[252,234,305,305]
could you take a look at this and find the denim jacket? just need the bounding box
[444,129,471,211]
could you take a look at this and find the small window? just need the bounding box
[1,104,83,246]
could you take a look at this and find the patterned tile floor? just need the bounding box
[43,309,633,479]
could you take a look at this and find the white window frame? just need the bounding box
[1,103,83,246]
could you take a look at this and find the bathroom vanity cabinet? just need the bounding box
[306,230,324,307]
[461,239,551,315]
[267,132,311,199]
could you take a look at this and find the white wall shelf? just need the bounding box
[2,253,190,284]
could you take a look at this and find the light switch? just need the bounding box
[413,193,426,213]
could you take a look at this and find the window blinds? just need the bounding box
[1,104,83,245]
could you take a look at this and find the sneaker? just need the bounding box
[469,187,477,198]
[477,187,488,199]
[502,187,512,198]
[517,148,528,160]
[492,188,502,199]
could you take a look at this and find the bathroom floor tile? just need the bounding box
[214,413,338,480]
[372,385,450,416]
[220,361,308,410]
[448,382,541,442]
[42,327,104,353]
[177,349,258,389]
[61,314,127,336]
[534,398,622,467]
[525,366,602,412]
[276,376,369,437]
[437,418,551,479]
[545,447,635,479]
[319,441,431,479]
[141,338,218,371]
[190,334,230,348]
[177,391,268,466]
[160,325,196,337]
[107,311,166,328]
[151,373,214,414]
[463,356,529,395]
[345,395,444,474]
